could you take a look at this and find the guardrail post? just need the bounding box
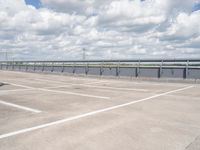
[25,62,28,71]
[12,61,14,70]
[42,62,45,72]
[136,60,140,77]
[101,61,103,76]
[85,62,89,75]
[33,62,36,71]
[185,60,189,79]
[116,61,120,77]
[85,62,87,75]
[19,63,21,71]
[51,62,54,72]
[6,62,8,70]
[73,62,75,74]
[159,60,163,78]
[62,62,64,72]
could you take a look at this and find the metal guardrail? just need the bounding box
[0,59,200,79]
[1,59,200,63]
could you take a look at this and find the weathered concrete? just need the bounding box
[0,70,200,150]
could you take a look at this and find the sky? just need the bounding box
[0,0,200,60]
[25,0,41,9]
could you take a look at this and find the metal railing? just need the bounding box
[0,59,200,79]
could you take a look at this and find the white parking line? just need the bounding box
[0,85,194,140]
[2,81,110,100]
[35,78,148,92]
[34,78,106,85]
[92,79,189,87]
[69,77,188,87]
[38,88,110,99]
[47,84,148,92]
[84,81,107,85]
[0,89,32,93]
[2,82,34,89]
[69,77,100,82]
[0,100,41,113]
[57,75,187,87]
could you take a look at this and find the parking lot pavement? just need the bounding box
[0,70,200,150]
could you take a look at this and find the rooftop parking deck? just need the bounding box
[0,70,200,150]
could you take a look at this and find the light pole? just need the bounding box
[0,50,7,61]
[82,48,86,60]
[0,50,13,61]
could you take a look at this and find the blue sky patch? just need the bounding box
[193,3,200,11]
[25,0,41,9]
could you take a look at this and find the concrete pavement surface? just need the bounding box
[0,70,200,150]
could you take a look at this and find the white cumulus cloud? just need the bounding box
[0,0,200,60]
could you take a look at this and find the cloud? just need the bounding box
[0,0,200,60]
[41,0,93,15]
[96,0,166,33]
[160,11,200,41]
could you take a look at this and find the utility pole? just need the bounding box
[5,50,8,61]
[0,50,6,61]
[0,50,12,61]
[82,48,86,60]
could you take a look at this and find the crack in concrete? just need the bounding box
[185,135,200,150]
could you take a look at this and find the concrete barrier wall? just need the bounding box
[63,67,74,74]
[1,60,200,80]
[87,67,101,76]
[187,68,200,79]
